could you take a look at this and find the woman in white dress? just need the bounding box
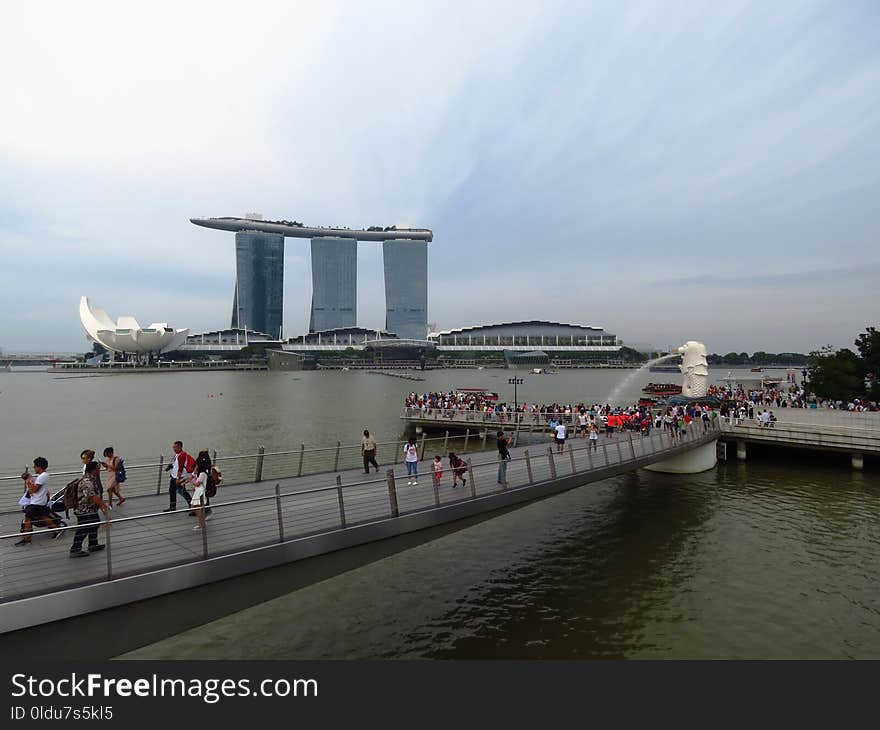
[186,450,212,532]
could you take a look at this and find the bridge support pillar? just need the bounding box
[851,452,864,470]
[644,440,718,474]
[736,440,747,461]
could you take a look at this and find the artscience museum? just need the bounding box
[78,296,189,355]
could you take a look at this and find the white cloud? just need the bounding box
[1,0,878,352]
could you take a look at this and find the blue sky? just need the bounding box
[1,0,878,353]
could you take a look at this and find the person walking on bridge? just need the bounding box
[163,440,195,512]
[496,430,511,485]
[555,419,567,453]
[361,429,379,475]
[404,437,419,485]
[16,457,63,545]
[69,461,108,558]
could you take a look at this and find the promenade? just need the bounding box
[0,421,719,633]
[718,408,880,468]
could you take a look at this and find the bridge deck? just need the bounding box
[719,414,880,455]
[0,423,719,631]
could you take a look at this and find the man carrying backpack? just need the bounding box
[163,440,195,512]
[69,460,108,558]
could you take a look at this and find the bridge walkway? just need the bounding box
[0,421,719,631]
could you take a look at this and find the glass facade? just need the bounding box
[231,231,284,337]
[383,240,428,340]
[310,237,357,332]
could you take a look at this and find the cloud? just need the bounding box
[1,0,879,353]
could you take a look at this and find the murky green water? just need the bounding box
[121,452,878,660]
[2,368,876,658]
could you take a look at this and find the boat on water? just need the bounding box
[642,382,683,396]
[454,386,499,401]
[750,367,763,372]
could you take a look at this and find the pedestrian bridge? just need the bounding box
[718,409,880,469]
[0,421,720,635]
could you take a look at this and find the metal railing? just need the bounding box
[0,420,720,603]
[0,431,514,507]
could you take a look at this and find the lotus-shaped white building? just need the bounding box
[79,296,189,354]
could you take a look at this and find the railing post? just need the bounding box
[201,508,209,560]
[547,447,557,480]
[432,470,441,506]
[297,443,305,477]
[419,433,427,461]
[568,444,577,472]
[275,482,285,543]
[513,418,521,447]
[586,441,594,470]
[156,454,164,496]
[463,429,470,452]
[255,446,265,482]
[466,458,476,498]
[386,469,399,517]
[333,441,341,472]
[443,430,449,453]
[627,430,636,460]
[212,449,217,464]
[336,475,347,528]
[104,510,112,581]
[525,449,534,484]
[616,441,624,462]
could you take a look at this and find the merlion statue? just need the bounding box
[677,341,709,398]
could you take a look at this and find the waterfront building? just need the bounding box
[191,216,433,339]
[310,238,357,332]
[232,230,284,339]
[383,239,428,341]
[429,321,620,350]
[79,296,189,355]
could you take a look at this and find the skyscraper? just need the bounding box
[309,237,357,332]
[383,240,427,340]
[231,230,285,337]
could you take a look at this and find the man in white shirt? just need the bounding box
[163,440,194,512]
[555,421,567,454]
[16,457,62,545]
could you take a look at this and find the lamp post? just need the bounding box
[508,377,523,413]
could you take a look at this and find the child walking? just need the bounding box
[433,455,443,487]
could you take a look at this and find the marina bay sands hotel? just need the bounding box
[191,215,432,341]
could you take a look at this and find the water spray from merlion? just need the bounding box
[603,341,710,405]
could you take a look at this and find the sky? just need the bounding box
[1,0,878,354]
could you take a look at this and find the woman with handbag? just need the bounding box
[101,446,125,508]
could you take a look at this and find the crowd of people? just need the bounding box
[15,440,221,556]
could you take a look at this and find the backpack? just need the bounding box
[115,458,127,483]
[178,452,196,475]
[206,467,222,498]
[63,477,81,510]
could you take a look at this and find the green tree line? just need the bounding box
[807,326,879,401]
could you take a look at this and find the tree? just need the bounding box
[854,326,880,398]
[807,346,864,401]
